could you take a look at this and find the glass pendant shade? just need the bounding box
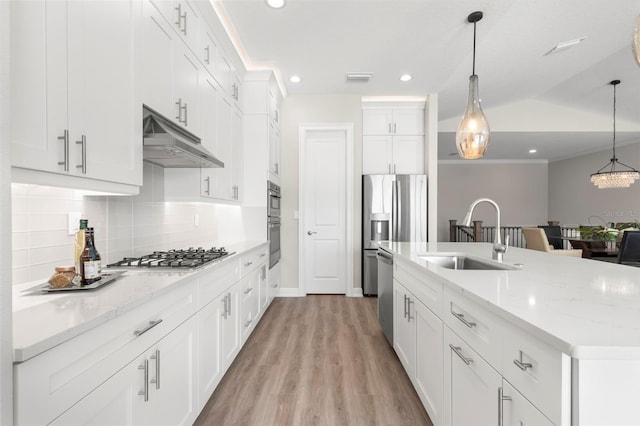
[456,74,490,159]
[634,13,640,66]
[591,169,640,188]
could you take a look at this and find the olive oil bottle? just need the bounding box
[79,227,102,285]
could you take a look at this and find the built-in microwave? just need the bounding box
[267,181,281,218]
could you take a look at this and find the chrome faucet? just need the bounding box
[462,198,508,261]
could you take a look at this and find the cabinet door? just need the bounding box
[199,24,218,80]
[414,300,443,426]
[140,0,175,119]
[199,76,219,156]
[231,108,243,201]
[446,328,501,426]
[173,0,199,51]
[10,0,67,174]
[221,286,241,369]
[174,43,200,134]
[393,281,416,378]
[68,0,139,184]
[239,269,259,342]
[363,135,393,174]
[210,96,233,200]
[269,120,280,182]
[393,109,424,135]
[145,316,198,426]
[49,357,142,426]
[363,109,392,135]
[217,52,233,98]
[501,381,554,426]
[259,264,268,313]
[197,298,223,410]
[392,136,424,174]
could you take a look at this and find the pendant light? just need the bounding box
[456,11,490,160]
[590,80,640,189]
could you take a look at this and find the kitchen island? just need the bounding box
[12,241,271,426]
[382,241,640,426]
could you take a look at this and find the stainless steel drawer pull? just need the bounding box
[449,344,473,365]
[403,294,408,318]
[451,309,477,328]
[514,351,533,371]
[204,45,210,64]
[76,134,86,174]
[134,319,163,337]
[260,253,266,258]
[498,387,512,426]
[221,297,228,319]
[138,359,149,401]
[57,129,69,171]
[175,98,183,122]
[150,350,160,389]
[244,261,253,267]
[407,299,414,322]
[244,319,252,328]
[244,287,253,294]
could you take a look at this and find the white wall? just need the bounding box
[280,94,363,291]
[11,164,248,286]
[549,142,640,226]
[0,1,13,422]
[437,161,549,241]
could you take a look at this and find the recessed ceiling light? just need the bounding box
[266,0,285,9]
[544,37,587,56]
[529,149,537,154]
[400,74,412,82]
[289,75,301,83]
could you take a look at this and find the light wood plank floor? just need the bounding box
[195,295,433,426]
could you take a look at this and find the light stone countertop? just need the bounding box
[381,241,640,360]
[13,241,267,363]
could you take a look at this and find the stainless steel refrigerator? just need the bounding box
[362,174,427,296]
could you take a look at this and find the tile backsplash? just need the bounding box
[12,164,255,285]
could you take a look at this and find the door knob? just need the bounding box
[307,231,317,235]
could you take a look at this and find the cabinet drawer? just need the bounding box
[502,380,554,426]
[444,288,502,368]
[395,257,443,317]
[502,324,568,425]
[198,258,240,309]
[14,280,197,425]
[240,244,268,276]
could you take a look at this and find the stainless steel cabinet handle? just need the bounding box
[226,293,231,316]
[388,123,392,134]
[260,253,267,258]
[244,261,253,267]
[134,319,163,337]
[138,359,149,401]
[221,297,228,319]
[244,319,252,328]
[182,102,188,126]
[204,45,210,64]
[451,309,476,328]
[150,350,160,389]
[244,287,253,294]
[272,282,279,288]
[76,134,86,174]
[204,176,211,195]
[57,129,69,171]
[407,299,414,322]
[403,294,408,318]
[513,350,533,371]
[449,344,473,365]
[175,4,186,34]
[175,98,183,122]
[393,122,397,134]
[498,387,512,426]
[307,231,317,235]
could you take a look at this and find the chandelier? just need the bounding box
[590,80,639,189]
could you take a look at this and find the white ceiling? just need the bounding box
[218,0,640,160]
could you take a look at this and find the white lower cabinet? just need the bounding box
[444,327,501,426]
[393,259,567,426]
[51,315,198,426]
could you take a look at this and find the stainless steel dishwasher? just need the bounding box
[376,247,393,345]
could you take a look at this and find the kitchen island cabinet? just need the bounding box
[385,241,640,425]
[13,242,270,426]
[11,0,141,192]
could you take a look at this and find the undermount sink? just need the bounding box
[418,254,520,271]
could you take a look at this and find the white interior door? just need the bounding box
[300,125,352,294]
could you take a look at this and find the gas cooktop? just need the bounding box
[107,247,234,269]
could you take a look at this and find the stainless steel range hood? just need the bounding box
[143,106,223,168]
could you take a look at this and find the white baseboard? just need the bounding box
[274,287,305,297]
[348,287,363,297]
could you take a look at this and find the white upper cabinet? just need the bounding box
[363,108,424,136]
[198,24,218,80]
[149,0,198,52]
[362,104,425,174]
[173,43,201,135]
[11,0,141,189]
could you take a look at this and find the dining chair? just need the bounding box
[617,231,640,266]
[538,225,563,249]
[522,228,583,257]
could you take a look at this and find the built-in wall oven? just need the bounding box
[267,181,281,268]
